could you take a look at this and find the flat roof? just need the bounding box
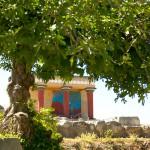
[35,77,95,90]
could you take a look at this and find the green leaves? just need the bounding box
[0,0,150,103]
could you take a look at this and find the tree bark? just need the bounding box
[1,60,34,137]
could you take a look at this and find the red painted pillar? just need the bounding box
[62,86,71,118]
[87,91,93,119]
[38,88,44,111]
[63,91,70,117]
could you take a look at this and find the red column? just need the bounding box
[38,88,44,111]
[63,91,70,117]
[87,91,93,119]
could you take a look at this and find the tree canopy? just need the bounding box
[0,0,150,103]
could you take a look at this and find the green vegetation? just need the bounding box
[0,112,3,124]
[77,133,97,142]
[0,133,19,139]
[0,107,62,150]
[0,0,150,144]
[20,103,62,150]
[104,129,113,138]
[62,137,150,150]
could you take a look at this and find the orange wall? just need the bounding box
[80,90,88,119]
[44,89,53,108]
[30,89,39,111]
[30,88,92,119]
[30,88,54,110]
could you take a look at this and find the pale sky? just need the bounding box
[0,69,150,124]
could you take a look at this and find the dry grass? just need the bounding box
[61,137,150,150]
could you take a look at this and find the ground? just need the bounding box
[61,138,150,150]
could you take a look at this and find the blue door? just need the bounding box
[69,92,81,118]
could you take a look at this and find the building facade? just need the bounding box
[30,77,95,119]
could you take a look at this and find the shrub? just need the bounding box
[0,111,4,124]
[78,132,97,141]
[0,101,62,150]
[0,112,19,139]
[21,100,62,150]
[104,129,113,138]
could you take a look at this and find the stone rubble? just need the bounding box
[57,117,150,138]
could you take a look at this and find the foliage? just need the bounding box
[0,1,150,102]
[0,103,62,149]
[0,133,19,139]
[0,112,4,124]
[78,132,97,141]
[104,129,113,138]
[129,134,139,140]
[0,112,19,138]
[62,138,150,150]
[21,104,62,150]
[33,108,61,140]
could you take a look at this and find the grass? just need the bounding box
[0,133,19,139]
[61,134,150,150]
[76,133,97,142]
[63,137,150,143]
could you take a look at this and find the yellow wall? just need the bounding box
[30,88,54,110]
[30,87,89,120]
[30,89,39,111]
[44,89,53,108]
[80,90,88,120]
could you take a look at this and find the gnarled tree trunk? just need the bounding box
[1,60,34,137]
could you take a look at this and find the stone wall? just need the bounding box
[0,138,22,150]
[119,117,140,126]
[57,118,150,138]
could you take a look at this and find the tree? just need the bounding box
[0,0,149,137]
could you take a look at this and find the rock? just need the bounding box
[62,121,73,128]
[1,112,31,137]
[58,120,95,138]
[119,117,140,126]
[86,123,97,135]
[78,118,85,122]
[143,127,150,138]
[126,127,144,137]
[107,121,121,126]
[95,121,107,137]
[81,113,89,121]
[57,118,145,138]
[89,123,96,132]
[58,120,93,138]
[0,138,23,150]
[106,121,127,138]
[73,121,90,137]
[57,117,69,121]
[58,121,76,138]
[13,112,30,137]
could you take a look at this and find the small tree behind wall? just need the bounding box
[0,0,150,137]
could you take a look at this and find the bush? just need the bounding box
[21,101,62,150]
[0,111,4,124]
[0,101,62,150]
[0,112,19,138]
[78,132,97,141]
[104,129,113,138]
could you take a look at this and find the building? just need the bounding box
[30,77,95,120]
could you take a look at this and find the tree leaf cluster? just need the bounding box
[0,0,150,103]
